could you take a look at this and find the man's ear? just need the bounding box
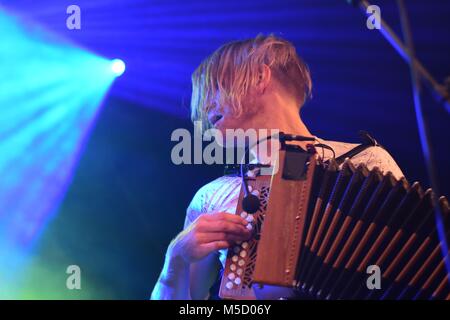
[256,64,271,94]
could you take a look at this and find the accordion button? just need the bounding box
[238,259,245,266]
[234,277,242,285]
[230,264,237,271]
[240,250,247,258]
[240,211,248,218]
[246,215,254,222]
[226,281,234,290]
[236,268,243,275]
[228,272,236,280]
[233,246,240,253]
[232,255,239,262]
[241,242,249,249]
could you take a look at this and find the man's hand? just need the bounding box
[168,212,252,263]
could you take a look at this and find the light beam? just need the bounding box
[0,10,118,297]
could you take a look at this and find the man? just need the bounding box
[151,34,403,300]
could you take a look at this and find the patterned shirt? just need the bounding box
[183,138,405,268]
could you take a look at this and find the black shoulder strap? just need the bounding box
[224,131,383,174]
[334,131,383,166]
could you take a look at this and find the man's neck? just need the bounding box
[251,107,315,165]
[261,91,313,138]
[269,100,314,150]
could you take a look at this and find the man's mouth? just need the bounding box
[209,114,223,126]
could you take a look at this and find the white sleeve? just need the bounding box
[184,186,207,229]
[356,146,405,180]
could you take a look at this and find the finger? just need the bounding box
[204,212,249,227]
[198,232,251,243]
[199,219,251,235]
[201,241,232,253]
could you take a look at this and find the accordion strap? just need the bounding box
[224,131,384,175]
[334,131,383,166]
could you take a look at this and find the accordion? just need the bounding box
[219,144,450,300]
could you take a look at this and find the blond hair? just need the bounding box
[190,34,312,128]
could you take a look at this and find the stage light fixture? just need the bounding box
[111,59,126,77]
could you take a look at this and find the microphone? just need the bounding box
[242,191,260,214]
[279,132,316,142]
[240,132,315,214]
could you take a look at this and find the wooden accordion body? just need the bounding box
[219,145,450,300]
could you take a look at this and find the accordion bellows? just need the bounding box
[219,147,450,300]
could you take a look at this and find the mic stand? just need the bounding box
[349,0,450,111]
[349,0,450,283]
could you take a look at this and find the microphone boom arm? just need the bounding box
[350,0,450,112]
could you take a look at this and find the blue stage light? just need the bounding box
[0,10,118,296]
[111,59,126,77]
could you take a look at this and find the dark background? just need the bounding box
[2,0,448,298]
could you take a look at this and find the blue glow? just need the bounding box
[0,9,117,292]
[0,0,448,299]
[111,59,126,77]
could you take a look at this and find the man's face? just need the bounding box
[207,91,265,135]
